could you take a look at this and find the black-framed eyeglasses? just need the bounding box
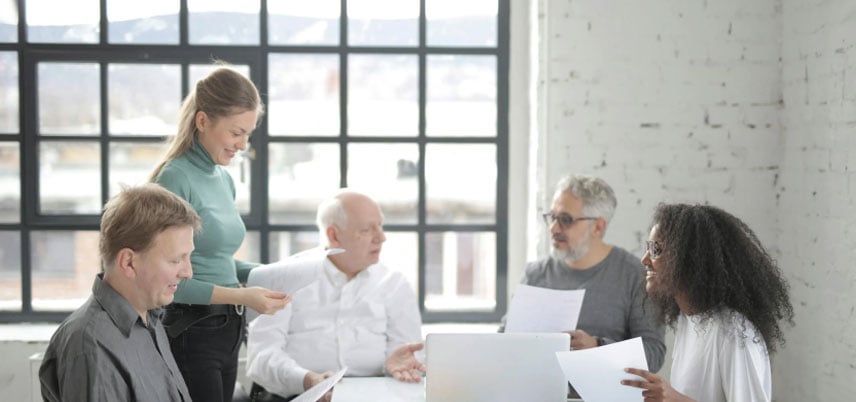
[541,212,598,229]
[645,240,663,259]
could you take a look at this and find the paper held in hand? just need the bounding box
[244,247,343,321]
[555,337,648,402]
[292,367,348,402]
[504,284,585,333]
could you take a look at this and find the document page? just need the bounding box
[245,248,343,321]
[292,367,348,402]
[504,284,585,332]
[555,337,648,402]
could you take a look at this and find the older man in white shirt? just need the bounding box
[246,190,424,402]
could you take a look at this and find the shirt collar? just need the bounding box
[92,273,153,337]
[322,257,376,286]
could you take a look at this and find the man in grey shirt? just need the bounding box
[502,174,665,372]
[39,184,200,401]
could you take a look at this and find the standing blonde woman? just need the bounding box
[150,66,291,402]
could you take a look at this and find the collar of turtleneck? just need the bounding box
[186,138,217,173]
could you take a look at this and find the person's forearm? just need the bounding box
[211,285,247,305]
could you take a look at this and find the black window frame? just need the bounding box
[0,0,509,323]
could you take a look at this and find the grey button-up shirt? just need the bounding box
[39,274,191,401]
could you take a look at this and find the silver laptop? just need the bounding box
[425,332,570,402]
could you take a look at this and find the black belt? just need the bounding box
[163,303,245,338]
[170,303,245,316]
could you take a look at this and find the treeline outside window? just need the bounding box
[0,0,508,322]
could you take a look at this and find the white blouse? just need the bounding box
[670,311,772,402]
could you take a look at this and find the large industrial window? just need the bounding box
[0,0,508,323]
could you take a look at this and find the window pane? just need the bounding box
[190,64,251,84]
[108,142,163,197]
[269,0,339,45]
[188,0,260,45]
[236,230,259,263]
[269,143,340,224]
[426,144,495,224]
[348,0,418,46]
[426,0,497,47]
[425,231,496,312]
[347,143,418,224]
[269,54,339,136]
[267,231,417,292]
[31,230,100,311]
[39,142,101,214]
[38,62,100,135]
[0,0,16,43]
[223,156,251,214]
[26,0,99,43]
[269,231,319,262]
[0,231,21,311]
[348,55,418,136]
[382,232,418,294]
[427,55,496,137]
[0,52,18,133]
[107,0,178,44]
[0,142,19,223]
[109,63,181,136]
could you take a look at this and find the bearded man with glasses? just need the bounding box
[500,174,666,374]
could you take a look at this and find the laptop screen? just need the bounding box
[425,332,570,402]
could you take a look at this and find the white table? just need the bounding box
[331,377,424,402]
[330,377,585,402]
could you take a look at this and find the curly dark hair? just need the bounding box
[648,203,794,353]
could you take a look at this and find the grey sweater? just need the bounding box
[505,246,666,372]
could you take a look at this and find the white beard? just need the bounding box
[550,227,593,263]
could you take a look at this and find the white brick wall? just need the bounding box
[532,0,856,399]
[538,0,782,255]
[778,0,856,400]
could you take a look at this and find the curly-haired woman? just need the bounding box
[622,203,794,402]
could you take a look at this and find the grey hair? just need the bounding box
[555,174,617,223]
[315,195,349,247]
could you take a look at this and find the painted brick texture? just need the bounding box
[537,0,856,399]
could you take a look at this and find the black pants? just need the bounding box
[164,304,245,402]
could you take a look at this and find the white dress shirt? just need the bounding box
[670,311,772,402]
[246,249,423,399]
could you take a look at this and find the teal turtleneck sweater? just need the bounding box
[155,140,257,304]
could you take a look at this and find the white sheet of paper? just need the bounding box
[504,284,585,332]
[331,377,424,402]
[245,248,343,321]
[292,367,348,402]
[555,337,649,402]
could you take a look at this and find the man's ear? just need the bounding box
[593,218,608,239]
[115,248,137,279]
[326,225,340,248]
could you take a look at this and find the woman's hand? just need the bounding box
[241,287,291,315]
[621,368,695,402]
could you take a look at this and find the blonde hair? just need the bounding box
[100,184,201,270]
[149,66,264,181]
